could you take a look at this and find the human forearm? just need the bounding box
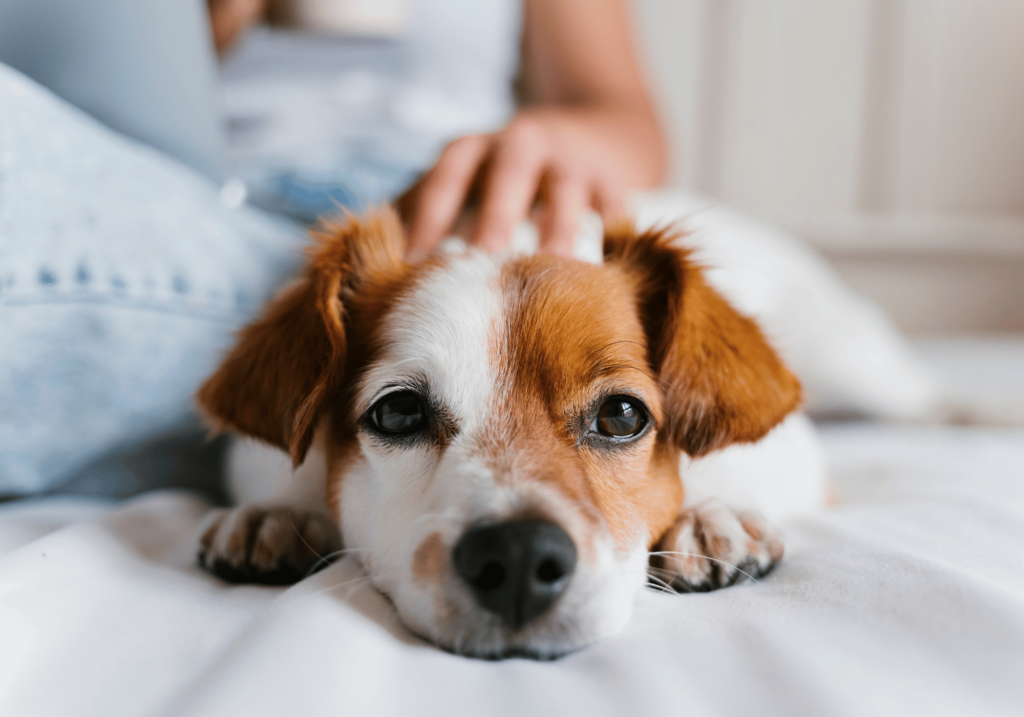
[520,104,665,190]
[521,0,666,187]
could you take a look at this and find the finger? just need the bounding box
[405,135,492,262]
[590,179,627,222]
[209,0,263,53]
[394,176,423,228]
[538,175,588,258]
[474,121,547,252]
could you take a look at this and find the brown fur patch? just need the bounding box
[412,532,447,582]
[604,225,802,457]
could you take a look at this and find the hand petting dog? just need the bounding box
[401,0,665,260]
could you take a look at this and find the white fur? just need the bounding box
[226,436,327,510]
[681,413,828,522]
[355,251,501,434]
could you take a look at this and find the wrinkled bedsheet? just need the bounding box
[1,338,1023,717]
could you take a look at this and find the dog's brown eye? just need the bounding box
[371,392,426,434]
[595,398,646,438]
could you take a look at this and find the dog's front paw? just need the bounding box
[197,505,342,585]
[651,500,783,593]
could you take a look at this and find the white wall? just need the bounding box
[631,0,1024,332]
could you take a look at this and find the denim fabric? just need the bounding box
[246,163,420,224]
[0,65,308,496]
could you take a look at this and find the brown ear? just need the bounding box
[605,223,802,457]
[197,208,405,465]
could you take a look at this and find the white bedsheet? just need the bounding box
[2,340,1023,717]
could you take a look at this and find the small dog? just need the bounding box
[196,208,802,659]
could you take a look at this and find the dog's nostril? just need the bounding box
[536,558,564,584]
[453,520,577,630]
[472,561,506,591]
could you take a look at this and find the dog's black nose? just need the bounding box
[453,520,577,630]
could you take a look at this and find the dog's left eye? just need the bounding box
[370,392,427,434]
[594,397,647,438]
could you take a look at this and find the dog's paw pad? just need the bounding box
[651,500,783,593]
[197,506,342,585]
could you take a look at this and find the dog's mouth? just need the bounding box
[412,611,593,662]
[397,612,581,661]
[358,568,589,661]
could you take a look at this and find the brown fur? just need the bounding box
[604,225,802,457]
[412,532,447,582]
[196,209,412,466]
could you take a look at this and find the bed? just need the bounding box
[1,337,1022,717]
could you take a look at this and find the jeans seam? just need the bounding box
[0,291,253,322]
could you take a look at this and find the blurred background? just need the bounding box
[634,0,1024,334]
[4,0,1023,336]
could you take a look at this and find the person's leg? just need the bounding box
[0,65,307,497]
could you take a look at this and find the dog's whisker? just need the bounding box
[648,551,763,586]
[287,511,328,566]
[305,547,373,577]
[646,566,685,585]
[646,565,680,576]
[645,584,678,596]
[333,575,375,601]
[281,574,374,607]
[285,512,373,578]
[644,572,681,596]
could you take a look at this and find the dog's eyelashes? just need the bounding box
[594,397,647,438]
[370,391,428,434]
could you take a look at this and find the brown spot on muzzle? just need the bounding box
[413,531,447,582]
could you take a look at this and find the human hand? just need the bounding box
[401,107,652,263]
[207,0,266,54]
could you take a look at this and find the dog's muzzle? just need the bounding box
[453,520,577,630]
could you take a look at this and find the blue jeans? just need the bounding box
[0,65,309,497]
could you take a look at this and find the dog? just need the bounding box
[195,208,804,659]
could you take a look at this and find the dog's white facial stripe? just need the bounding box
[356,252,501,432]
[343,251,506,600]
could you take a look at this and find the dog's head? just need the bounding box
[198,209,800,658]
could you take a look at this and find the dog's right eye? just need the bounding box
[369,392,428,434]
[594,397,647,438]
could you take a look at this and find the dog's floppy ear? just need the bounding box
[604,223,801,457]
[197,209,405,466]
